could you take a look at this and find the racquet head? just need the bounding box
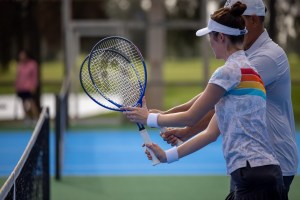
[88,37,147,109]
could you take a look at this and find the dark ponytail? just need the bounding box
[210,1,247,44]
[230,2,247,17]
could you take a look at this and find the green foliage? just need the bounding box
[292,85,300,126]
[289,53,300,81]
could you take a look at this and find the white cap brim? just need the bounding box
[196,19,248,37]
[196,27,211,37]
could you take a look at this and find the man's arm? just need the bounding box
[161,109,215,146]
[145,114,220,163]
[149,93,201,114]
[149,92,214,146]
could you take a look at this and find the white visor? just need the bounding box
[196,19,248,37]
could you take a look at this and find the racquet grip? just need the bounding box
[160,127,184,146]
[139,129,160,166]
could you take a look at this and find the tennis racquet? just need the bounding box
[88,36,183,146]
[80,54,160,165]
[82,36,161,165]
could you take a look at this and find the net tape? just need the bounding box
[0,108,50,200]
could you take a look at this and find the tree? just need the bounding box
[0,1,19,71]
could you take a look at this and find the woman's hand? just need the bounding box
[122,97,149,125]
[143,143,167,163]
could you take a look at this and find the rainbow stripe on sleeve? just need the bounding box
[227,68,266,99]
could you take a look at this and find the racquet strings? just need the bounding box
[80,56,119,111]
[89,49,144,107]
[91,37,146,88]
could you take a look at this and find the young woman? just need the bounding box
[15,50,39,121]
[123,2,286,199]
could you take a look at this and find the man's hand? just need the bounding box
[160,127,191,146]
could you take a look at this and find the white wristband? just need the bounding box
[165,147,179,163]
[147,113,160,128]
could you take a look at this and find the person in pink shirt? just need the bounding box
[15,50,39,120]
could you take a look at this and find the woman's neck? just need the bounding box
[224,45,243,60]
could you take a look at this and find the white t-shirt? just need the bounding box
[246,30,298,176]
[209,50,279,174]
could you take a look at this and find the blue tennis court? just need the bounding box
[0,129,299,176]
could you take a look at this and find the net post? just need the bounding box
[64,83,69,129]
[44,107,50,200]
[55,94,62,180]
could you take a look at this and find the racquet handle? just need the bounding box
[160,127,184,146]
[139,129,161,166]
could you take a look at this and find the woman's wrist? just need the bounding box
[147,113,160,128]
[165,147,179,163]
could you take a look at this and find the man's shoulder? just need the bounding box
[248,39,287,63]
[258,36,285,54]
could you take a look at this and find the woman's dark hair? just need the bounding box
[210,1,247,44]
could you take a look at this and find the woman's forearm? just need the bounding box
[177,114,220,159]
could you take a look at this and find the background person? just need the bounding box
[15,50,39,122]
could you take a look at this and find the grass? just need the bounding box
[0,55,300,123]
[1,54,299,84]
[288,53,300,82]
[50,176,300,200]
[162,58,224,82]
[50,176,231,200]
[292,85,300,124]
[1,175,300,199]
[1,175,299,200]
[0,60,64,94]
